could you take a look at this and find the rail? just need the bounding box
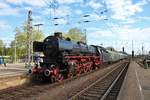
[69,62,129,100]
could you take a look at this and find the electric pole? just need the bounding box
[122,47,125,53]
[14,34,16,63]
[132,40,134,58]
[142,43,144,56]
[27,10,33,68]
[83,29,87,44]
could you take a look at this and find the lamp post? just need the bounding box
[34,24,43,31]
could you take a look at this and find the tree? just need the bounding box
[64,27,86,43]
[10,22,44,61]
[0,40,4,55]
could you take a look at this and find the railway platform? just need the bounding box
[0,63,28,78]
[118,60,150,100]
[0,63,25,68]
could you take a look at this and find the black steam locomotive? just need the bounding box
[31,32,127,82]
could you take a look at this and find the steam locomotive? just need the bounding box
[30,32,127,82]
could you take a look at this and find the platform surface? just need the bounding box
[118,60,150,100]
[0,63,28,78]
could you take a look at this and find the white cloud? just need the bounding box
[89,14,102,20]
[0,37,14,46]
[6,0,46,7]
[121,18,136,24]
[0,8,20,16]
[88,30,113,39]
[57,0,82,4]
[87,27,100,31]
[75,10,83,15]
[105,0,148,20]
[0,2,10,8]
[33,15,42,20]
[116,26,150,53]
[55,6,70,17]
[137,16,150,20]
[44,6,71,17]
[0,21,14,44]
[118,27,150,41]
[86,25,150,53]
[25,0,46,7]
[32,15,45,26]
[53,18,68,25]
[6,0,23,5]
[88,1,102,9]
[82,13,105,21]
[0,21,12,30]
[24,6,32,11]
[0,2,20,16]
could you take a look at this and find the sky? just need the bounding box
[0,0,150,54]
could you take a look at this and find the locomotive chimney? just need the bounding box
[54,32,63,39]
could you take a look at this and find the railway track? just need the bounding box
[69,62,129,100]
[0,61,127,100]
